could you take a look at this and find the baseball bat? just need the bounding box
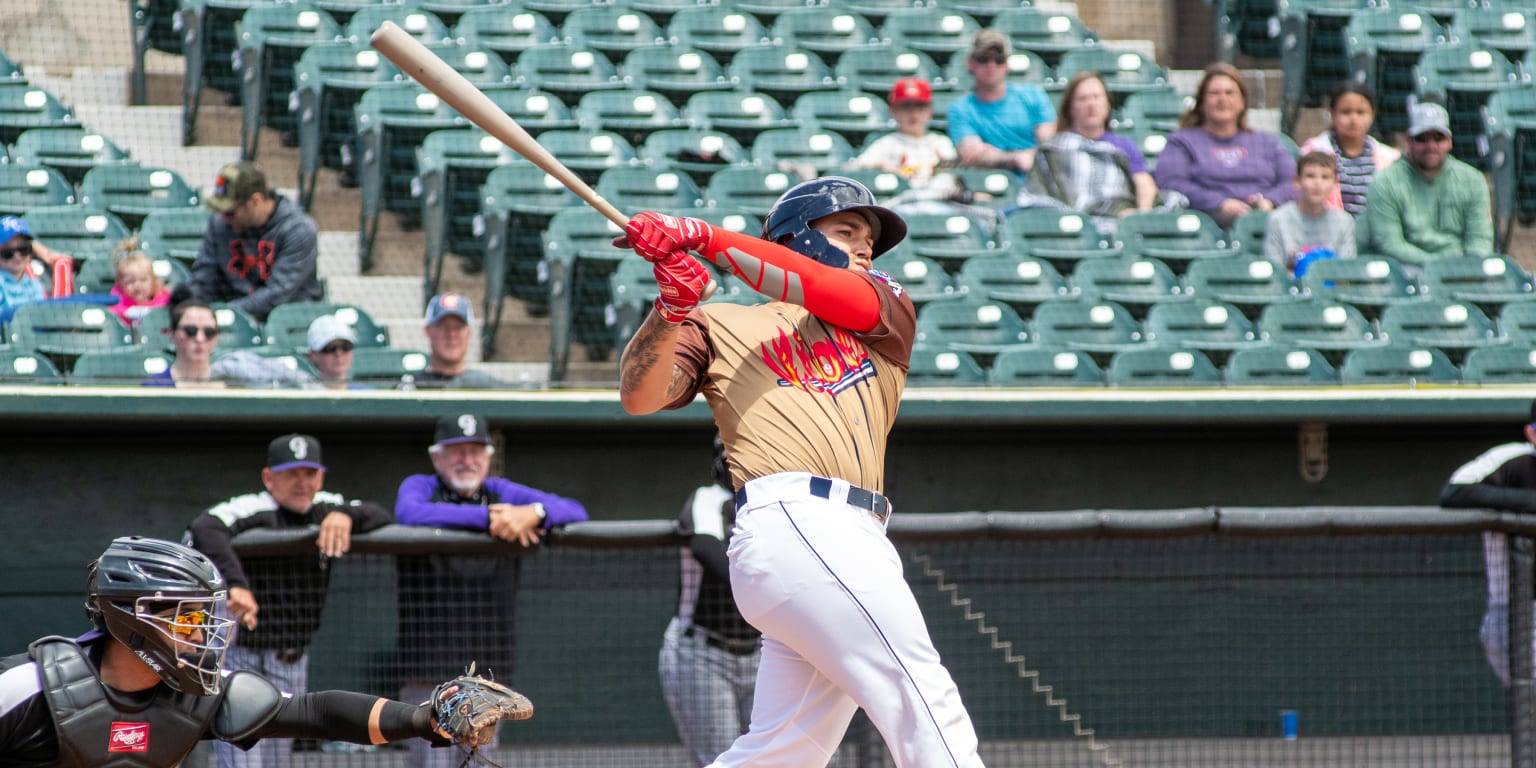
[368,22,717,299]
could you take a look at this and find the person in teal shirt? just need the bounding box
[947,29,1057,175]
[0,216,46,323]
[1364,102,1494,269]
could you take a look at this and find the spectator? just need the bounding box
[1364,101,1494,270]
[185,433,393,768]
[660,434,761,767]
[191,161,323,322]
[109,249,172,327]
[947,29,1057,174]
[1153,62,1297,228]
[1264,151,1357,276]
[0,536,507,765]
[1020,70,1164,222]
[145,294,224,388]
[849,77,957,190]
[305,314,365,390]
[394,413,587,768]
[1299,82,1400,217]
[1439,399,1536,687]
[0,216,47,321]
[411,292,508,389]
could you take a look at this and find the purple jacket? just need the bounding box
[1153,127,1297,216]
[395,474,587,530]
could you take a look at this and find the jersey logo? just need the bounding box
[760,326,877,394]
[868,269,904,298]
[109,722,150,753]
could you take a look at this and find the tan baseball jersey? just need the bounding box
[662,270,916,492]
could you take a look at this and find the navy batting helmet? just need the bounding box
[762,177,906,268]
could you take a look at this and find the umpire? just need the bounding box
[185,434,393,768]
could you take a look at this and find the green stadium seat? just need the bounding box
[752,128,856,176]
[75,255,188,295]
[1227,210,1269,257]
[0,165,76,216]
[680,91,792,148]
[987,345,1105,386]
[836,168,912,204]
[208,303,265,350]
[791,89,895,150]
[831,48,942,103]
[1453,7,1536,67]
[136,208,210,265]
[416,128,521,286]
[1053,48,1170,109]
[1029,299,1144,364]
[1484,84,1536,251]
[725,47,837,107]
[880,251,960,309]
[1106,347,1223,387]
[880,9,984,69]
[483,86,579,136]
[1185,255,1303,314]
[1143,300,1263,366]
[594,165,706,213]
[514,45,627,107]
[607,257,662,348]
[0,349,63,384]
[914,297,1031,367]
[1223,344,1338,385]
[262,302,390,350]
[637,128,750,188]
[1214,0,1283,60]
[312,0,382,26]
[666,7,774,67]
[522,0,606,27]
[233,2,344,160]
[955,254,1073,317]
[1115,210,1229,273]
[1501,300,1536,344]
[174,0,267,144]
[735,0,825,26]
[907,344,988,386]
[454,7,562,61]
[899,211,999,275]
[560,6,666,65]
[354,85,464,269]
[417,0,503,29]
[351,346,430,388]
[703,166,799,218]
[343,7,452,46]
[18,206,131,263]
[1298,255,1424,320]
[78,166,198,231]
[942,47,1052,92]
[1421,255,1536,314]
[1338,343,1461,385]
[6,301,136,364]
[478,160,583,324]
[1415,45,1524,171]
[1344,8,1449,140]
[1112,89,1190,136]
[1120,123,1173,172]
[129,0,184,103]
[423,42,515,89]
[943,168,1020,213]
[292,42,405,209]
[544,207,634,372]
[990,8,1098,68]
[575,90,686,149]
[1070,256,1190,319]
[530,129,640,187]
[9,128,131,188]
[1379,299,1502,363]
[1001,208,1121,273]
[1257,299,1385,361]
[1279,0,1374,134]
[68,346,173,385]
[1461,344,1536,383]
[769,8,879,67]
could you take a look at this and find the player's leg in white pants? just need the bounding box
[660,617,760,766]
[213,647,307,768]
[403,681,501,768]
[710,475,984,768]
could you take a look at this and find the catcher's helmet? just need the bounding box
[86,536,234,695]
[762,177,906,268]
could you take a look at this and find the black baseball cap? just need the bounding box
[267,434,326,472]
[434,414,493,447]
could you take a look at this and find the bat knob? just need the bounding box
[701,280,718,301]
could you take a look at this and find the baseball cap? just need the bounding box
[306,314,358,352]
[0,216,33,243]
[425,292,474,325]
[267,434,326,472]
[969,29,1011,59]
[889,77,932,106]
[203,161,269,214]
[1407,102,1451,138]
[434,413,493,447]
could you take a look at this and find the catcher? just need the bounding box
[0,536,532,766]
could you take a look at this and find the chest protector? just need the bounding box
[30,636,223,767]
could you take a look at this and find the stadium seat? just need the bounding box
[312,0,380,26]
[1069,256,1189,319]
[942,48,1052,93]
[351,346,430,388]
[769,8,879,67]
[18,206,131,263]
[1029,299,1144,364]
[594,165,706,213]
[6,302,136,364]
[832,48,942,103]
[735,0,824,26]
[1121,123,1173,172]
[1115,210,1229,273]
[75,255,188,295]
[262,302,389,350]
[1298,255,1424,320]
[1421,255,1536,315]
[1112,89,1190,136]
[1106,347,1223,387]
[1415,44,1524,171]
[955,254,1073,317]
[752,128,856,176]
[354,86,464,269]
[988,346,1105,387]
[1485,85,1536,252]
[559,6,666,65]
[68,346,173,385]
[1001,208,1121,273]
[343,7,451,46]
[1343,8,1448,140]
[575,90,687,149]
[665,7,773,67]
[1278,0,1374,134]
[1185,255,1303,313]
[725,47,837,107]
[1501,300,1536,344]
[529,129,640,187]
[521,0,605,27]
[483,87,579,137]
[835,168,911,203]
[136,208,210,266]
[416,128,520,286]
[478,160,582,318]
[1053,48,1170,109]
[454,7,562,61]
[416,0,503,29]
[943,168,1019,214]
[78,166,198,231]
[9,128,131,188]
[880,9,983,69]
[703,166,799,218]
[0,165,76,216]
[914,297,1031,368]
[423,42,515,89]
[1461,344,1536,383]
[0,349,63,384]
[233,2,344,160]
[1338,344,1461,385]
[880,251,961,309]
[1227,210,1269,257]
[1378,300,1502,363]
[292,42,404,209]
[790,90,894,150]
[680,91,792,148]
[514,45,626,107]
[1257,299,1385,361]
[1223,344,1339,385]
[1213,0,1283,61]
[1142,300,1263,366]
[637,128,750,188]
[1452,7,1536,68]
[899,211,999,275]
[907,344,988,386]
[607,257,663,347]
[129,0,183,103]
[540,207,629,374]
[174,0,269,143]
[990,8,1098,68]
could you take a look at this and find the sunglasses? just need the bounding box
[971,53,1007,65]
[319,342,354,354]
[177,325,221,340]
[0,245,32,260]
[1411,133,1450,144]
[154,609,211,637]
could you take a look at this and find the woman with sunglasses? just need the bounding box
[0,216,47,323]
[144,293,225,388]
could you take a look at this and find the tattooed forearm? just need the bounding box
[619,311,675,396]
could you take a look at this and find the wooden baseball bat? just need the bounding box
[369,21,716,298]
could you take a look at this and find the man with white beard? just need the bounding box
[393,413,587,768]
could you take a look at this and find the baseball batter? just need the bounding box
[615,177,984,767]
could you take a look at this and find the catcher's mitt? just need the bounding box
[430,666,534,748]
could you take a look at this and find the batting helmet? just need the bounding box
[762,177,906,268]
[86,536,234,695]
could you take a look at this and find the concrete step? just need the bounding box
[325,276,425,324]
[316,232,360,280]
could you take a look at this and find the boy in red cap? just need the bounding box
[847,77,956,190]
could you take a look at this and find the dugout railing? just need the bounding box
[213,508,1535,768]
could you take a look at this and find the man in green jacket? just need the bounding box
[1364,101,1493,269]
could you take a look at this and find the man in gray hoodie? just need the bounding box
[192,161,323,322]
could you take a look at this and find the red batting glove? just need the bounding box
[653,253,710,323]
[619,211,714,264]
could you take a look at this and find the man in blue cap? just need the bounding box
[411,292,509,389]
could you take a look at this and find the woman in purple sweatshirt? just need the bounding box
[1153,62,1297,228]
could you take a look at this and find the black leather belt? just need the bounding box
[735,476,891,522]
[684,626,760,656]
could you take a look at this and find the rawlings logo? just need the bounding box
[760,326,877,394]
[109,722,149,753]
